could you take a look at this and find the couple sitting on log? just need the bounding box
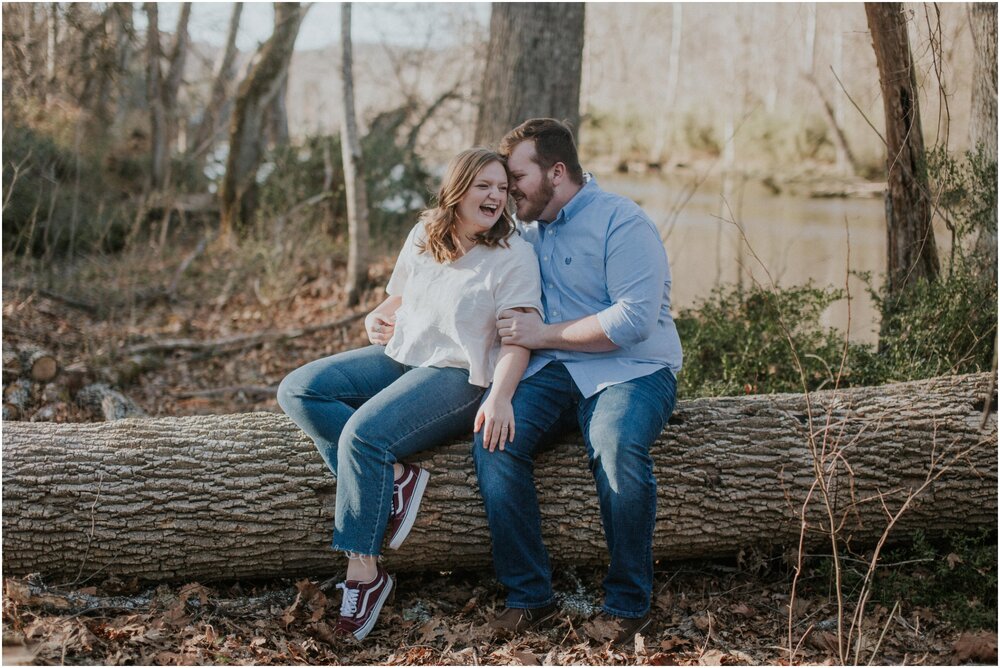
[277,118,683,645]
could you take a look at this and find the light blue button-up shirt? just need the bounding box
[519,177,683,398]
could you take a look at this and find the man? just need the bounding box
[473,118,682,646]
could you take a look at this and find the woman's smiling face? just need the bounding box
[455,160,509,234]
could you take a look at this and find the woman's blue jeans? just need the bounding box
[278,345,484,556]
[473,362,677,618]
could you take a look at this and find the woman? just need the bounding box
[277,148,541,641]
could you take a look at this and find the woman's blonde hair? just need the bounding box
[417,148,516,263]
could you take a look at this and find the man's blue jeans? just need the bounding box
[473,362,677,618]
[278,345,484,556]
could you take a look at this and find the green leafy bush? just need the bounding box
[675,282,872,398]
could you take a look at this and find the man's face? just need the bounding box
[507,141,555,223]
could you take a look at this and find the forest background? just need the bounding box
[1,2,997,665]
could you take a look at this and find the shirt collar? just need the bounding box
[547,173,599,226]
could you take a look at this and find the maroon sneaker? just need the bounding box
[386,463,430,550]
[334,565,394,641]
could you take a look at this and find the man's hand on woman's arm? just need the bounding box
[497,309,618,353]
[365,295,402,345]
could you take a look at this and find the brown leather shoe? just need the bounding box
[584,611,653,647]
[488,603,559,635]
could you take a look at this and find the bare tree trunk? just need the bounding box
[2,373,994,584]
[112,3,134,129]
[218,3,304,240]
[804,73,859,176]
[189,3,243,163]
[865,3,940,298]
[474,3,585,146]
[267,71,290,148]
[651,4,682,164]
[969,2,998,276]
[161,2,192,184]
[340,3,370,306]
[831,10,852,174]
[45,3,58,99]
[144,3,167,192]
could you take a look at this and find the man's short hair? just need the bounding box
[498,118,584,186]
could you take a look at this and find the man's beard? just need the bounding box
[516,175,555,223]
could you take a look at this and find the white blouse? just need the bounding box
[384,222,543,387]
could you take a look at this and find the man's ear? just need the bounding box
[550,161,567,186]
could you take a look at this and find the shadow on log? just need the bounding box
[2,374,995,584]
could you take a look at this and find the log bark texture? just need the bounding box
[3,374,995,584]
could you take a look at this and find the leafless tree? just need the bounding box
[144,3,168,191]
[803,5,858,176]
[474,3,585,146]
[189,3,244,163]
[267,72,291,148]
[142,2,191,191]
[969,2,997,274]
[219,2,304,239]
[865,3,940,298]
[340,2,371,306]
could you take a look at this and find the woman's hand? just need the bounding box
[365,311,396,345]
[474,394,515,452]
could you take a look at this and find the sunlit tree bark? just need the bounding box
[340,3,370,305]
[969,2,997,275]
[2,374,994,583]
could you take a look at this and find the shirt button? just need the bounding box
[552,310,560,317]
[547,283,554,289]
[542,255,549,261]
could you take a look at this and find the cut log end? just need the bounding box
[16,347,59,383]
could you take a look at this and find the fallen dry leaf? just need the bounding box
[952,631,998,664]
[514,649,541,665]
[660,635,691,651]
[582,616,619,643]
[698,648,727,665]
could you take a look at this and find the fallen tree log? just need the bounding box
[3,373,995,584]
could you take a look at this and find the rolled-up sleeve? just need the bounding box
[596,217,667,347]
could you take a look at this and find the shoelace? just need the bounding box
[336,582,359,617]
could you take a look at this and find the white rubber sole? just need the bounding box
[387,468,430,550]
[353,573,394,641]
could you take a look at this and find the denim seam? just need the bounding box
[505,595,556,609]
[355,387,483,555]
[601,603,649,619]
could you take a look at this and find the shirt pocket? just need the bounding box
[559,252,606,301]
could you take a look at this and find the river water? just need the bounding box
[600,173,950,345]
